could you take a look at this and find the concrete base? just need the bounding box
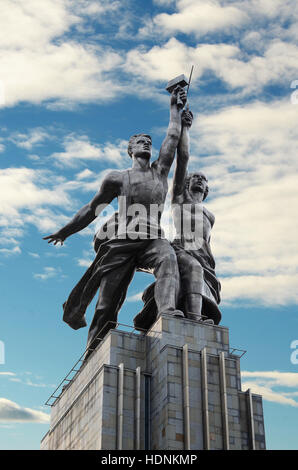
[41,314,266,450]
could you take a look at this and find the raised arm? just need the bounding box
[172,109,193,203]
[43,171,122,245]
[154,86,187,176]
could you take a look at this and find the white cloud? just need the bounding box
[77,258,93,268]
[74,0,121,17]
[129,0,298,100]
[0,228,23,238]
[0,0,77,50]
[0,237,19,246]
[242,370,298,407]
[140,0,247,38]
[0,227,24,256]
[28,252,40,259]
[25,208,70,234]
[0,0,124,108]
[153,0,176,4]
[0,168,73,254]
[125,37,298,95]
[240,0,298,22]
[52,135,129,167]
[243,381,298,407]
[0,168,71,217]
[0,398,50,423]
[125,37,200,83]
[0,164,117,254]
[0,0,297,109]
[76,169,95,180]
[1,42,123,109]
[0,246,21,256]
[217,40,298,92]
[183,99,298,306]
[127,292,143,302]
[221,275,298,307]
[76,247,94,267]
[9,128,50,150]
[242,371,298,388]
[0,167,76,250]
[0,371,55,388]
[143,0,298,40]
[33,266,60,281]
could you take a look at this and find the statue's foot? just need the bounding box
[186,313,214,325]
[133,304,158,332]
[71,318,87,330]
[159,309,184,319]
[63,314,87,330]
[186,313,202,321]
[173,310,184,318]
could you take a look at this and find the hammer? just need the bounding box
[166,74,189,107]
[166,67,194,109]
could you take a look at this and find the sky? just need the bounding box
[0,0,298,450]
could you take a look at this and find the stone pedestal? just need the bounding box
[41,314,266,450]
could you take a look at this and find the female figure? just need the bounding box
[171,109,221,323]
[134,110,221,329]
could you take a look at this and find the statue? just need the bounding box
[134,108,221,331]
[43,85,187,360]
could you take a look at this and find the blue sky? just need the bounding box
[0,0,298,450]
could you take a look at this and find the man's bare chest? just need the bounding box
[124,170,167,206]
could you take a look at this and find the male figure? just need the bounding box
[44,86,187,358]
[134,109,221,330]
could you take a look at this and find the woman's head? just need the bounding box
[185,171,209,200]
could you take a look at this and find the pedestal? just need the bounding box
[41,314,266,450]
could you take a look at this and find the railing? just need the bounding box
[44,321,147,407]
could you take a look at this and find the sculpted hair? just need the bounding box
[127,134,152,158]
[184,172,209,201]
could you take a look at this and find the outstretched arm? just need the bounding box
[154,86,187,176]
[172,109,193,203]
[43,171,122,245]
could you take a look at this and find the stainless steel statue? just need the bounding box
[44,85,188,359]
[134,109,221,331]
[44,77,221,360]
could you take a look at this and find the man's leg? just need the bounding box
[86,262,135,359]
[137,239,183,318]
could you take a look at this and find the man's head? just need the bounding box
[127,134,152,159]
[185,171,209,200]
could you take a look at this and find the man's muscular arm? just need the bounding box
[43,171,122,245]
[172,109,193,203]
[154,86,187,176]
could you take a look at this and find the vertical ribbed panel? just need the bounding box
[219,351,229,450]
[144,373,151,450]
[117,363,124,449]
[201,347,210,450]
[246,389,256,450]
[182,344,190,450]
[135,366,141,450]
